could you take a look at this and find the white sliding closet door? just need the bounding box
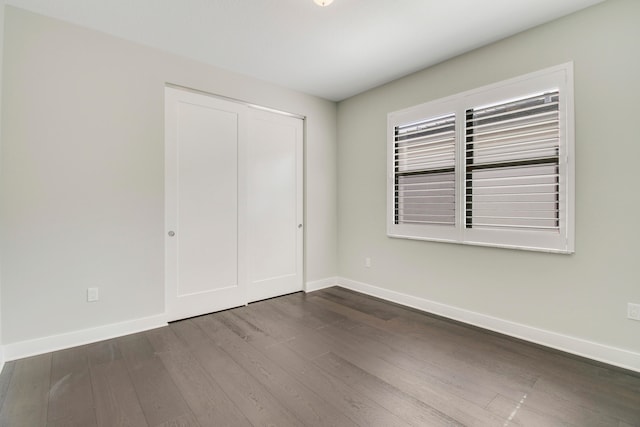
[165,87,304,321]
[165,87,248,321]
[247,109,304,302]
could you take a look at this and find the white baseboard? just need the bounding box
[3,314,168,362]
[4,280,638,373]
[305,277,339,293]
[336,277,640,373]
[2,277,338,362]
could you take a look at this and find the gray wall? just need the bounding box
[1,6,337,344]
[337,0,640,353]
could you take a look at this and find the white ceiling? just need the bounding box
[5,0,606,101]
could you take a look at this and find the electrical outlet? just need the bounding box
[628,303,640,321]
[87,287,99,302]
[365,257,371,268]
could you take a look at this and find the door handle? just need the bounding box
[168,231,176,237]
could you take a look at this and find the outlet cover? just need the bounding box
[87,287,99,302]
[628,303,640,321]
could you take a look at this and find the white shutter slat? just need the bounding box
[397,142,457,157]
[467,114,558,136]
[467,172,559,184]
[396,116,456,139]
[466,95,558,123]
[467,138,558,156]
[468,223,559,230]
[473,132,558,149]
[395,179,455,188]
[397,132,454,146]
[468,92,558,121]
[396,151,456,163]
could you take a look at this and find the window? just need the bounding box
[387,63,574,253]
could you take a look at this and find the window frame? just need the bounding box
[387,63,575,253]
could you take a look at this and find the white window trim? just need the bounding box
[387,63,575,254]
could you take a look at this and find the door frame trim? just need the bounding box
[165,83,306,120]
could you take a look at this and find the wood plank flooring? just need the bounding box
[0,286,639,426]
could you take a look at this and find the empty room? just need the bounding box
[0,0,639,425]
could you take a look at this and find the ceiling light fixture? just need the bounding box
[314,0,334,6]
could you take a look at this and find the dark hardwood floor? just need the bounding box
[0,286,639,426]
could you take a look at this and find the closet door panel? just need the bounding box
[247,109,303,302]
[165,87,247,321]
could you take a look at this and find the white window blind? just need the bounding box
[465,91,560,231]
[394,114,456,226]
[387,63,574,253]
